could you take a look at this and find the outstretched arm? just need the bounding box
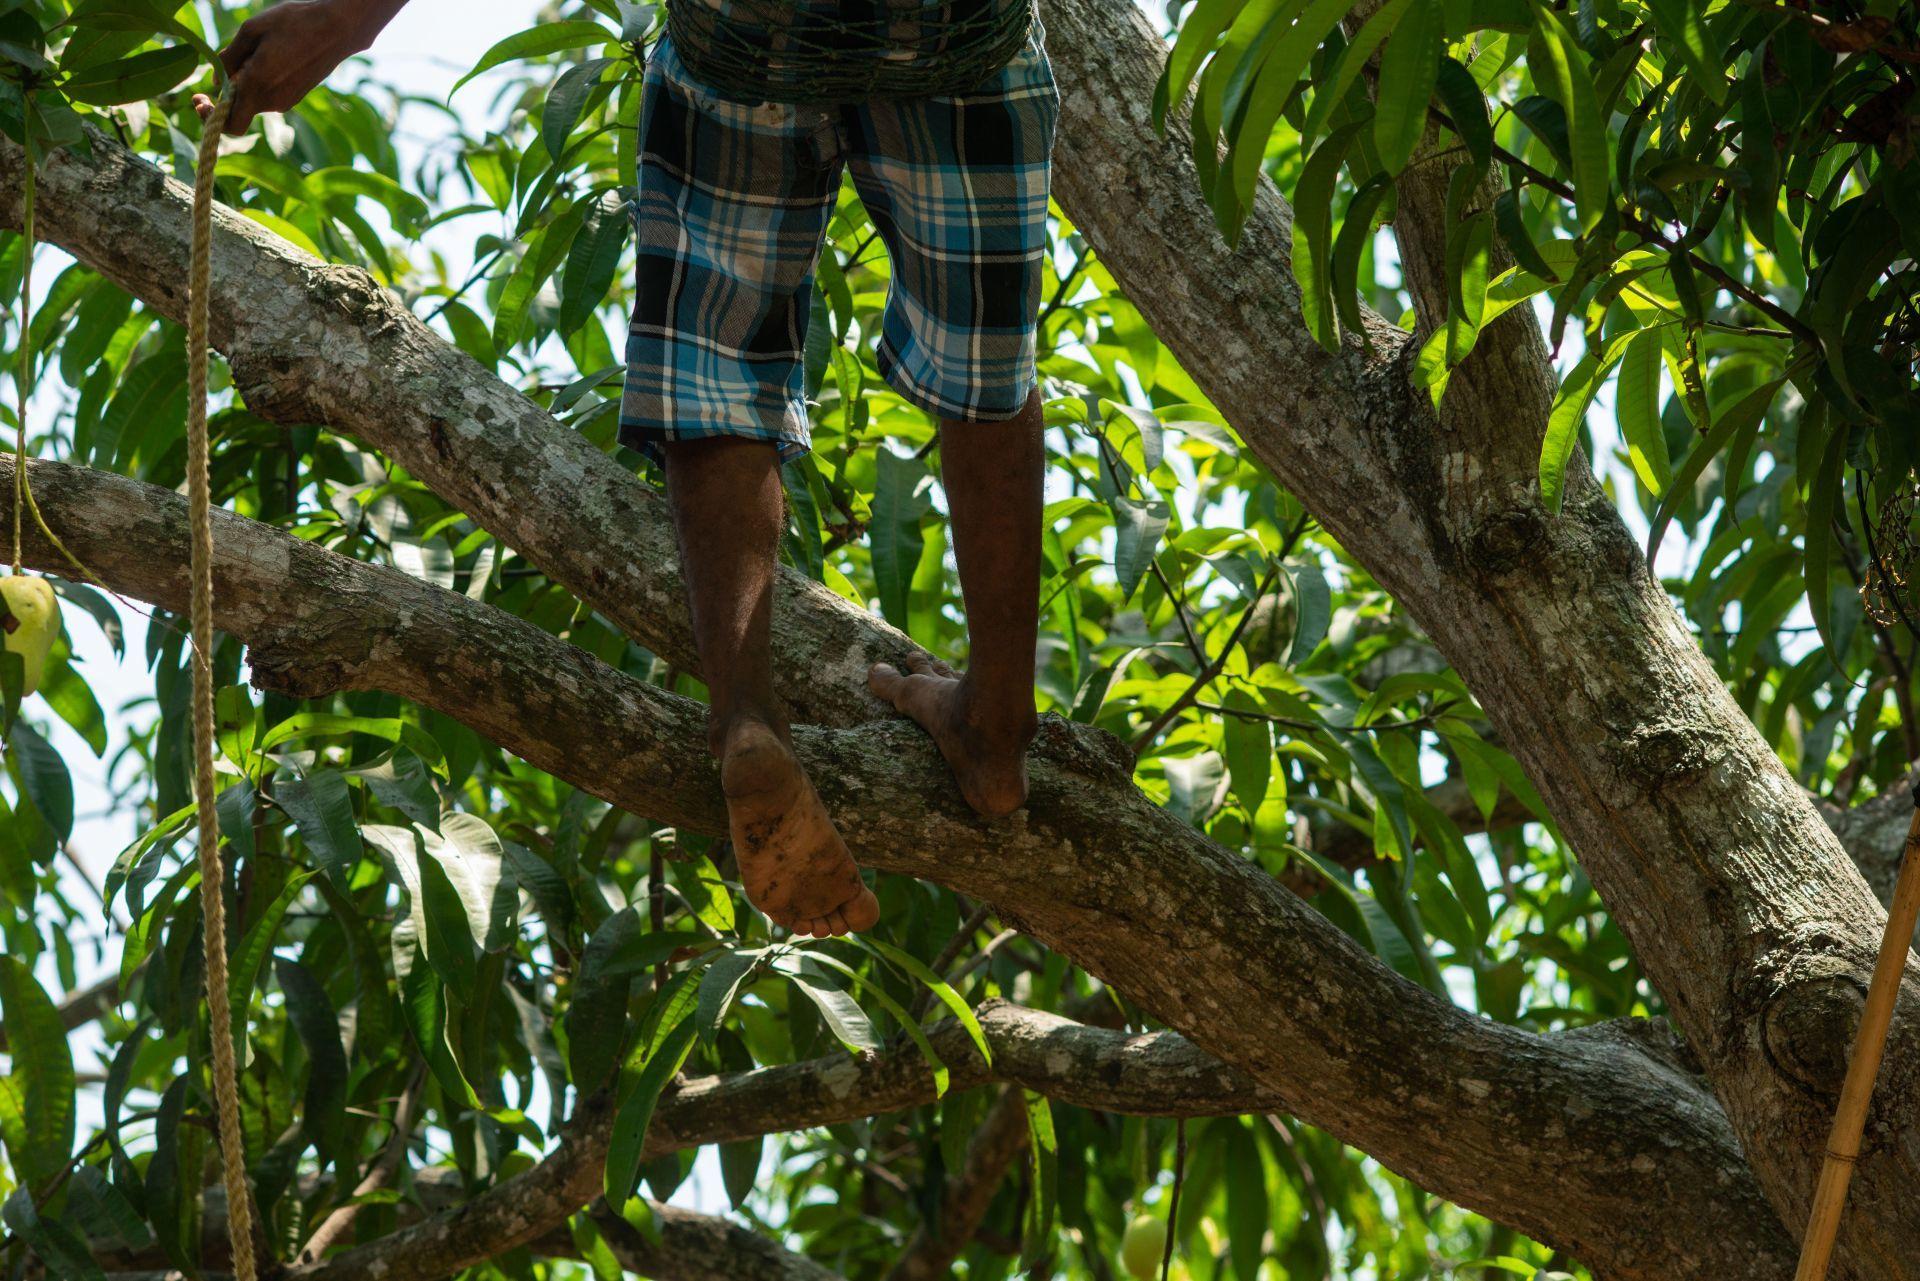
[193,0,412,133]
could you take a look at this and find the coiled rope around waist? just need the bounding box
[665,0,1034,104]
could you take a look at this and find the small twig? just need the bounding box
[295,1061,429,1264]
[1158,1118,1186,1281]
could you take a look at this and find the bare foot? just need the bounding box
[868,655,1037,818]
[720,720,881,937]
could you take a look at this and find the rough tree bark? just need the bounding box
[5,0,1916,1271]
[0,448,1781,1278]
[1038,0,1920,1273]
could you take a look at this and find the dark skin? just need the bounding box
[202,1,1045,938]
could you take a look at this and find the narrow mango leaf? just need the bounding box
[1646,377,1786,564]
[1374,0,1444,175]
[772,953,878,1052]
[1019,1091,1059,1268]
[1539,328,1639,512]
[1226,0,1365,219]
[871,448,929,631]
[1332,175,1395,337]
[1804,409,1850,670]
[1644,0,1727,105]
[1291,119,1368,351]
[1528,1,1611,231]
[1615,325,1670,493]
[1111,494,1172,601]
[11,722,72,842]
[450,20,614,97]
[275,956,350,1174]
[0,1189,105,1280]
[852,936,993,1068]
[275,770,363,872]
[1158,0,1247,128]
[0,955,73,1184]
[1301,0,1413,147]
[1222,688,1273,813]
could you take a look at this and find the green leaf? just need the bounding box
[1646,376,1786,563]
[228,871,315,1046]
[542,56,615,159]
[1804,408,1850,670]
[694,947,762,1047]
[423,812,519,954]
[871,448,929,632]
[1434,56,1492,172]
[61,44,195,105]
[852,936,993,1068]
[1,1189,104,1281]
[276,770,363,872]
[11,722,72,842]
[260,712,448,777]
[1374,0,1444,175]
[1528,1,1611,231]
[1332,175,1394,338]
[559,191,628,336]
[1301,0,1413,147]
[1615,325,1670,493]
[1224,1120,1270,1281]
[1292,119,1367,350]
[603,1015,697,1202]
[1221,688,1272,812]
[569,907,640,1090]
[493,197,590,352]
[1225,0,1365,221]
[773,953,878,1052]
[1539,329,1640,512]
[215,683,257,773]
[39,656,106,756]
[1286,563,1331,664]
[275,955,350,1174]
[450,21,615,97]
[0,955,74,1184]
[1110,494,1172,602]
[1644,0,1727,105]
[1158,0,1246,129]
[1019,1091,1058,1268]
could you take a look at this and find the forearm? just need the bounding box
[333,0,413,51]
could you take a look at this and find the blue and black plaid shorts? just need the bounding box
[618,25,1059,462]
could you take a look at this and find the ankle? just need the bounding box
[709,707,789,757]
[956,675,1038,746]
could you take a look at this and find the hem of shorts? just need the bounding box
[617,417,812,465]
[874,340,1035,424]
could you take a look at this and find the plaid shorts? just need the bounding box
[618,25,1058,462]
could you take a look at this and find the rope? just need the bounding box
[1793,799,1920,1279]
[667,0,1033,105]
[187,94,258,1281]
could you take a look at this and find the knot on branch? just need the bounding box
[1604,718,1728,792]
[1761,969,1868,1098]
[1465,506,1549,577]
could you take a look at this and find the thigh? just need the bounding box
[621,38,844,462]
[842,26,1059,423]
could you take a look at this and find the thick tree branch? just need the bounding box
[1037,0,1920,1271]
[2,454,1788,1279]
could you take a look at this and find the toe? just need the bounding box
[903,652,939,676]
[844,887,881,933]
[824,908,850,936]
[869,662,906,702]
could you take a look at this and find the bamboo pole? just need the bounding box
[1794,802,1920,1281]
